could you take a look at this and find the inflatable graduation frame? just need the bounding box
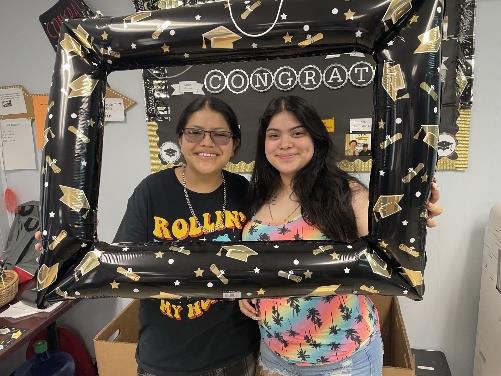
[37,0,443,307]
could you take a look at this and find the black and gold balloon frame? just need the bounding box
[37,0,443,307]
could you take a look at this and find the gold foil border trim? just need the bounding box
[437,108,470,171]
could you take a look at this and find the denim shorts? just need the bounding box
[257,331,383,376]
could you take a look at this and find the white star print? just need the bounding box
[131,43,136,49]
[254,267,260,273]
[355,30,362,37]
[402,220,408,226]
[344,267,350,274]
[49,212,55,218]
[195,15,201,21]
[281,13,287,20]
[174,280,180,286]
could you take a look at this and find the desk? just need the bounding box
[0,279,75,360]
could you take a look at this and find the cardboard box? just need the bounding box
[94,300,139,376]
[94,296,415,376]
[371,295,416,376]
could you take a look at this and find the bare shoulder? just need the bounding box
[349,181,369,203]
[348,180,369,237]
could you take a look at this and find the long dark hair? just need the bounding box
[248,96,364,242]
[175,97,241,152]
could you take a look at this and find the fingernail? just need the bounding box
[432,182,438,189]
[253,316,260,321]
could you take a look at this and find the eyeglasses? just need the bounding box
[182,128,233,145]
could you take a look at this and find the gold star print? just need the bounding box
[101,31,108,40]
[344,9,355,20]
[409,15,419,24]
[194,268,204,277]
[378,119,385,129]
[88,118,95,127]
[304,270,313,279]
[110,280,120,289]
[283,32,293,43]
[155,251,164,258]
[257,288,266,296]
[330,252,340,261]
[379,240,389,249]
[421,173,429,183]
[161,44,170,53]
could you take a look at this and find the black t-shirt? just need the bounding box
[113,168,259,375]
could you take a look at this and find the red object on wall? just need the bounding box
[4,188,18,213]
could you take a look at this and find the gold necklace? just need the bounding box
[268,202,301,224]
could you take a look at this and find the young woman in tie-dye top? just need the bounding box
[239,96,382,376]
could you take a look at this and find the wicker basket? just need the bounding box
[0,270,19,308]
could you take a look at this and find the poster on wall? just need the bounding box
[0,118,37,171]
[39,0,94,51]
[134,0,476,173]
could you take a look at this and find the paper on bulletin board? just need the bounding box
[32,95,49,150]
[0,118,37,171]
[350,118,372,133]
[104,97,125,122]
[0,86,27,116]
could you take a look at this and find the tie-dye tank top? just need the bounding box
[242,214,379,366]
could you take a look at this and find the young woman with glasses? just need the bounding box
[113,97,260,376]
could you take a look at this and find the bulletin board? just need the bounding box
[134,0,475,173]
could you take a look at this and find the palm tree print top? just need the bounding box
[242,214,379,365]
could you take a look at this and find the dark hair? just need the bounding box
[349,140,358,146]
[248,96,365,242]
[362,143,369,148]
[175,97,241,152]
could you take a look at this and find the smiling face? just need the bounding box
[264,111,314,179]
[179,107,236,177]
